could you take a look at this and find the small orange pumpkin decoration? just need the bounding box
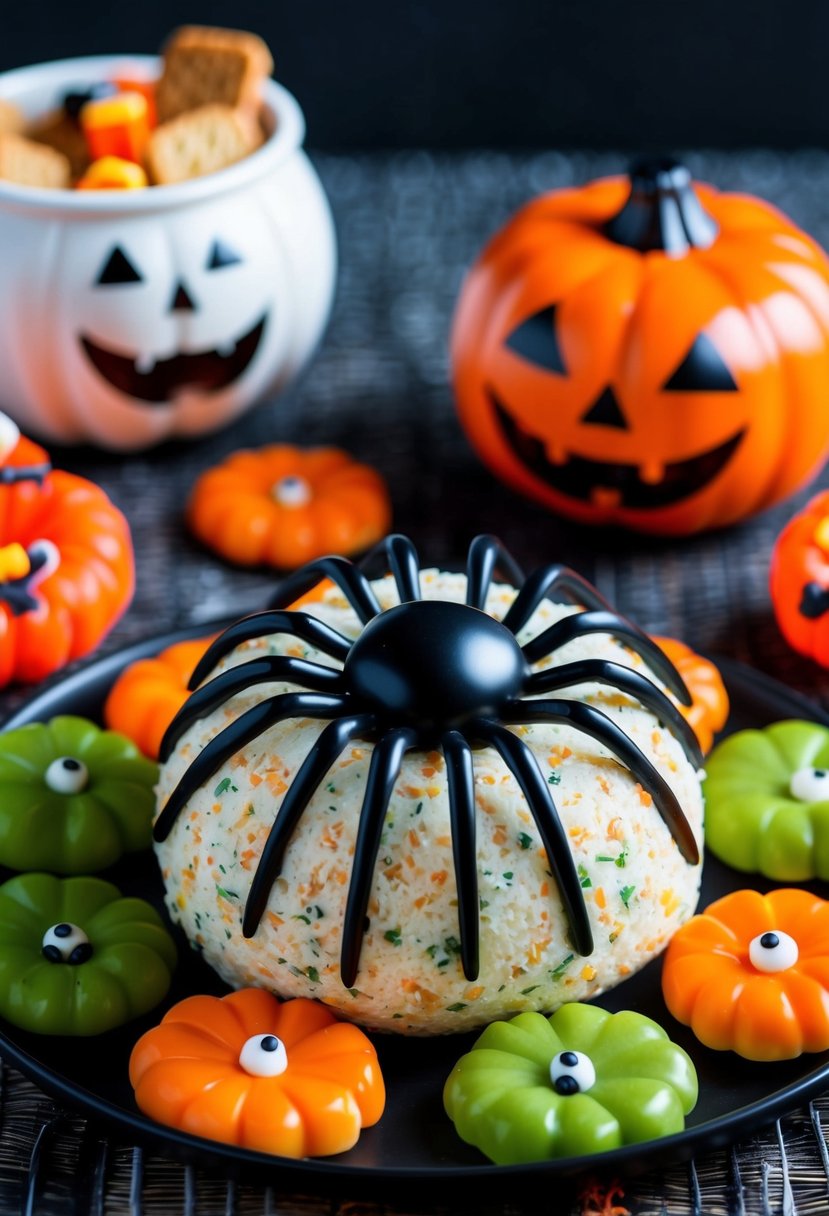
[0,434,134,686]
[662,887,829,1061]
[653,636,729,754]
[103,582,333,759]
[129,989,385,1156]
[769,489,829,666]
[104,635,216,759]
[186,445,392,569]
[451,158,829,536]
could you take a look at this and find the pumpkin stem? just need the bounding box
[604,158,718,256]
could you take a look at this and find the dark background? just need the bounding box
[1,0,827,150]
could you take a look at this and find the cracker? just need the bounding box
[155,25,273,123]
[0,132,71,189]
[145,103,262,186]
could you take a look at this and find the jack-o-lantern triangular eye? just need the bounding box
[207,239,243,270]
[505,305,566,374]
[95,246,143,286]
[663,333,738,392]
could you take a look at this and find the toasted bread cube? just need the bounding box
[146,104,262,186]
[0,133,71,189]
[0,100,25,135]
[155,25,273,123]
[26,110,90,180]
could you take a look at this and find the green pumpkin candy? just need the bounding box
[703,720,829,881]
[0,715,158,873]
[443,1004,697,1164]
[0,873,176,1035]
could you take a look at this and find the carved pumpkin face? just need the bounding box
[54,203,285,450]
[451,161,829,535]
[770,489,829,666]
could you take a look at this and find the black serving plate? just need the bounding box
[0,627,828,1201]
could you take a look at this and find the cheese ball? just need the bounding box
[155,571,704,1035]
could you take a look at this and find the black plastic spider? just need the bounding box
[154,534,701,988]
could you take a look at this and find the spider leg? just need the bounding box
[267,556,381,624]
[522,610,692,707]
[471,719,593,957]
[340,726,419,987]
[159,657,345,762]
[502,564,611,634]
[188,610,353,689]
[359,533,422,602]
[442,729,479,981]
[465,534,525,610]
[501,698,700,864]
[242,712,377,938]
[153,691,350,842]
[526,660,703,767]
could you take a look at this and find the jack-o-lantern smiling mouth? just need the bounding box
[79,314,268,405]
[490,389,746,510]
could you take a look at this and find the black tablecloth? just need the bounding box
[3,148,829,1215]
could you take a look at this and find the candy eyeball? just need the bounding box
[42,922,92,964]
[238,1033,288,1077]
[550,1049,596,1095]
[45,756,89,794]
[272,476,312,508]
[749,930,799,973]
[789,767,829,802]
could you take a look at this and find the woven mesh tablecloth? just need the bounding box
[3,149,829,1215]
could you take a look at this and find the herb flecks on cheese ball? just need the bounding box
[155,569,704,1035]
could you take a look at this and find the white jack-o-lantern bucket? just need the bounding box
[0,56,337,451]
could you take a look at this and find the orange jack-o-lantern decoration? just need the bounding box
[451,159,829,535]
[770,489,829,665]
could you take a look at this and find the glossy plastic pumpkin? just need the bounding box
[104,635,216,760]
[129,989,385,1156]
[451,158,829,536]
[186,445,392,569]
[703,719,829,880]
[0,715,158,872]
[0,57,336,452]
[0,872,176,1035]
[0,435,134,685]
[662,887,829,1060]
[769,489,829,665]
[653,636,729,754]
[443,1003,697,1164]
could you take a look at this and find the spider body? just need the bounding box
[155,535,702,1002]
[343,601,526,732]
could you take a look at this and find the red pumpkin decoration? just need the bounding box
[0,434,134,685]
[451,159,829,536]
[770,488,829,664]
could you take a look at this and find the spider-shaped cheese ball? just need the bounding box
[155,536,704,1034]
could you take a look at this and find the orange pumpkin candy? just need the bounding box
[186,445,392,569]
[662,888,829,1061]
[103,635,216,760]
[451,159,829,536]
[0,435,134,685]
[129,989,385,1157]
[103,586,333,759]
[769,489,829,665]
[653,636,729,755]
